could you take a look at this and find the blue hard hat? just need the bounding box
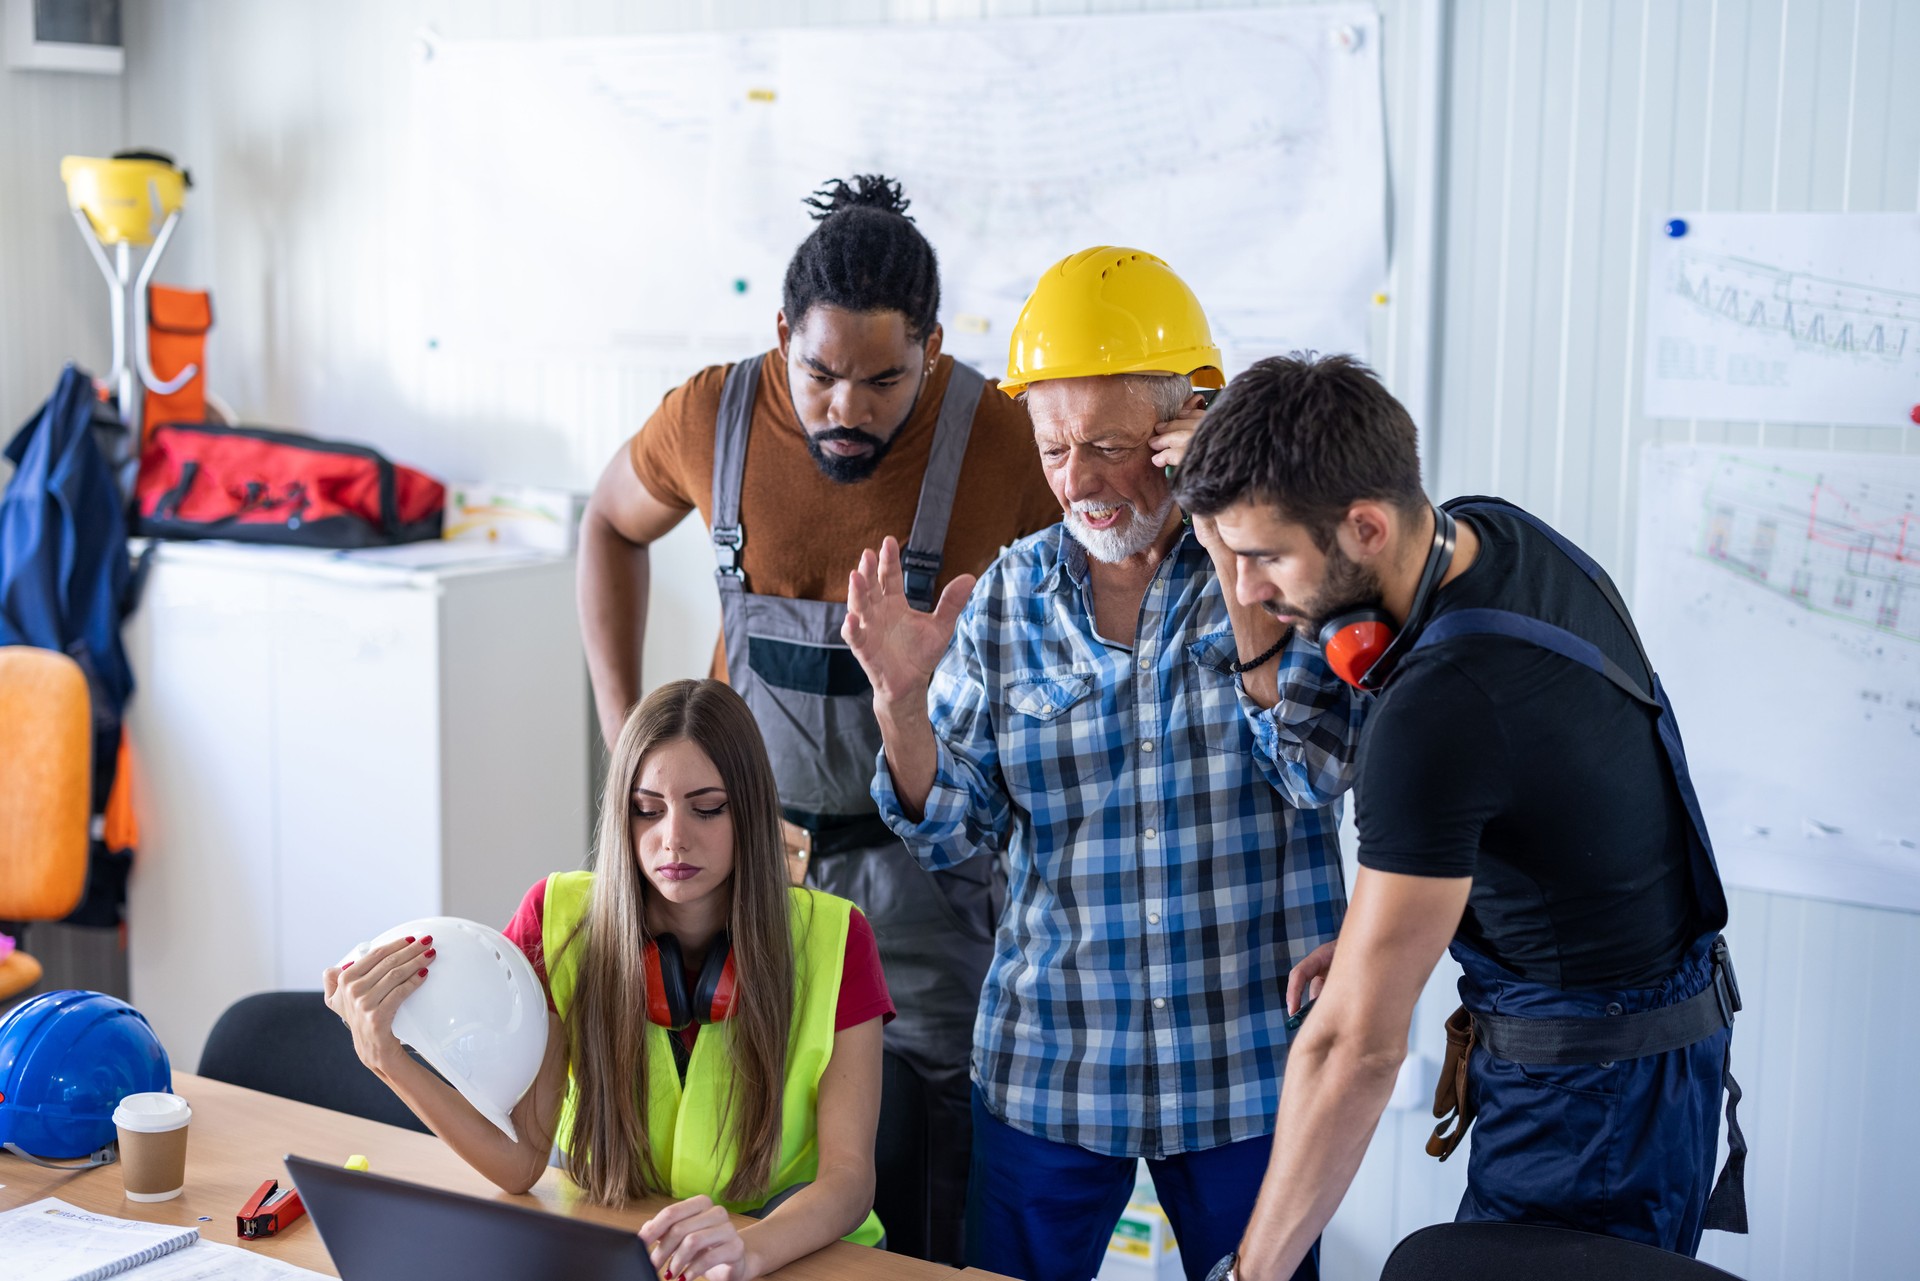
[0,990,172,1162]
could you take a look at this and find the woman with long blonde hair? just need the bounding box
[325,680,891,1280]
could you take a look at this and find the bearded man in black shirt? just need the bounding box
[1171,353,1748,1281]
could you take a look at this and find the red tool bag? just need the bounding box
[133,423,445,547]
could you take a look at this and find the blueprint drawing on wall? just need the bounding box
[1635,445,1920,912]
[1643,213,1920,428]
[411,7,1386,376]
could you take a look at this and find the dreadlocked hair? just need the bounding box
[783,174,941,343]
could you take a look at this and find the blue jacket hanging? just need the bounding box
[1,364,144,926]
[1,363,135,727]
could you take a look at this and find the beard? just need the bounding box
[1263,541,1386,637]
[1064,492,1175,564]
[804,424,901,484]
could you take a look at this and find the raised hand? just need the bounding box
[842,536,975,712]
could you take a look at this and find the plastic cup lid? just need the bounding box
[113,1092,191,1133]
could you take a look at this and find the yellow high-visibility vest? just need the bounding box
[542,873,883,1245]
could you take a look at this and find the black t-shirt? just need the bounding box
[1355,504,1702,988]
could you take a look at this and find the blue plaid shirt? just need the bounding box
[873,523,1363,1157]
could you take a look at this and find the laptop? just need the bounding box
[286,1154,659,1281]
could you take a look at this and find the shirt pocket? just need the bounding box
[1003,669,1097,721]
[998,669,1099,798]
[1182,636,1249,757]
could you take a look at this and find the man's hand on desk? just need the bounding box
[642,1194,754,1281]
[321,933,438,1078]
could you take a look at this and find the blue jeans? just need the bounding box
[966,1086,1319,1281]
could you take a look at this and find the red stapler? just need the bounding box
[237,1177,306,1239]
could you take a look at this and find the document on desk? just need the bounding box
[0,1197,198,1281]
[0,1198,329,1281]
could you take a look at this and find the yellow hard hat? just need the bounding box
[60,152,190,247]
[1000,246,1224,397]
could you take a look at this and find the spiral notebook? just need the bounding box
[0,1198,200,1281]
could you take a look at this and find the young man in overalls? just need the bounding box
[1170,354,1747,1281]
[576,175,1060,1263]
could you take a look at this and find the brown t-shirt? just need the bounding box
[629,350,1060,679]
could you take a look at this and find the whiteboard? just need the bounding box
[409,7,1387,376]
[1642,212,1920,428]
[1634,445,1920,912]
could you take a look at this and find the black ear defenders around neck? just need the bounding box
[644,932,737,1032]
[1315,505,1457,691]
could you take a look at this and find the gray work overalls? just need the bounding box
[709,354,995,1263]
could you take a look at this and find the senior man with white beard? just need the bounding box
[841,248,1365,1281]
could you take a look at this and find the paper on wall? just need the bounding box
[1643,212,1920,428]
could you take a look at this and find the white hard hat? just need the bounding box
[341,917,547,1142]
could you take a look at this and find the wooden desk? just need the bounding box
[0,1075,995,1281]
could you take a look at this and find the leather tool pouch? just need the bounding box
[1426,1004,1477,1161]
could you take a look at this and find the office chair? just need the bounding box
[1380,1222,1745,1280]
[198,990,431,1133]
[0,648,92,1004]
[871,1049,934,1260]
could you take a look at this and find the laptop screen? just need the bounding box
[286,1154,658,1281]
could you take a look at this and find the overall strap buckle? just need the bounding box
[712,525,745,580]
[900,547,942,612]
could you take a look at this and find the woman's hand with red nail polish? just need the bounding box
[322,934,431,1077]
[639,1196,750,1281]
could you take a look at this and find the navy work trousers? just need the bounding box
[965,1085,1318,1281]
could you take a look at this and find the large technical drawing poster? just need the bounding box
[1643,213,1920,428]
[1635,445,1920,911]
[411,8,1387,374]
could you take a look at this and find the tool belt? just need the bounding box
[1426,937,1742,1160]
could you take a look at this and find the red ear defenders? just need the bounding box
[644,932,737,1031]
[1316,506,1457,691]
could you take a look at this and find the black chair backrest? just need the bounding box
[198,990,431,1134]
[1381,1223,1744,1280]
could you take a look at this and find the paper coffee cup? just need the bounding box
[113,1092,191,1202]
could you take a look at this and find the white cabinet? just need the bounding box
[122,541,590,1070]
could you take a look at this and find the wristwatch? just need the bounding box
[1205,1251,1239,1281]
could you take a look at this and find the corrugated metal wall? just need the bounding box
[6,1,1914,1276]
[0,19,124,439]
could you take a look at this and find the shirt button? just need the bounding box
[1148,912,1161,925]
[1152,997,1166,1009]
[1141,740,1155,753]
[1605,1002,1625,1016]
[1138,656,1150,670]
[1144,828,1157,841]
